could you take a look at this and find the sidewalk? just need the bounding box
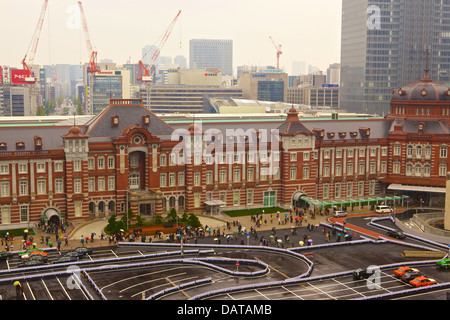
[5,206,415,253]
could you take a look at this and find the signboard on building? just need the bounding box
[11,69,32,84]
[2,66,10,84]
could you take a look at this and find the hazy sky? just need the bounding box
[0,0,342,74]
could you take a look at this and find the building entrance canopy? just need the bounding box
[204,200,226,215]
[387,184,446,194]
[299,195,410,208]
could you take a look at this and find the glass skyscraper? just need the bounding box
[189,39,233,76]
[340,0,450,115]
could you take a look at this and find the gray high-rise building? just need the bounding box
[340,0,450,115]
[189,39,233,76]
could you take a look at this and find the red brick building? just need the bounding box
[0,70,448,229]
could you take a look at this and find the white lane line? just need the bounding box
[56,277,71,300]
[130,276,198,298]
[254,289,270,300]
[119,272,186,293]
[110,249,119,258]
[41,279,54,300]
[307,281,337,300]
[281,286,304,300]
[25,282,35,300]
[332,278,366,299]
[100,267,182,292]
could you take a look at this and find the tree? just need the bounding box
[121,208,135,228]
[186,213,201,228]
[105,214,128,235]
[166,208,178,224]
[154,215,163,225]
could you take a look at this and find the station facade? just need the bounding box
[0,70,449,229]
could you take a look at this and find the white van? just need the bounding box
[375,205,392,213]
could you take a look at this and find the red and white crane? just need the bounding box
[269,36,283,70]
[137,10,181,82]
[22,0,48,83]
[78,1,100,73]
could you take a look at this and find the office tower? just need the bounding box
[340,0,450,115]
[86,69,130,114]
[292,61,307,76]
[238,71,288,102]
[189,39,233,76]
[327,63,340,85]
[174,55,187,69]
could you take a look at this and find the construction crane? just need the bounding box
[137,10,181,82]
[78,1,100,73]
[269,36,283,70]
[22,0,48,83]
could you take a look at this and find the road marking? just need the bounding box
[255,257,288,279]
[56,277,71,300]
[255,289,270,300]
[332,278,366,298]
[41,279,54,300]
[110,249,119,258]
[119,272,186,293]
[307,281,337,300]
[165,276,191,299]
[226,293,235,300]
[281,285,304,299]
[26,282,35,300]
[130,275,198,299]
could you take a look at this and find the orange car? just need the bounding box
[21,250,47,260]
[393,266,419,278]
[409,276,437,288]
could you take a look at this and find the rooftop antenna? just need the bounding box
[422,49,431,82]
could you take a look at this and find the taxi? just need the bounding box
[393,266,419,278]
[409,276,437,288]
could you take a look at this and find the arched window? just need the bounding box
[414,164,422,177]
[98,201,105,213]
[178,196,185,209]
[108,201,115,213]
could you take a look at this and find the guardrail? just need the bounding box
[146,278,212,300]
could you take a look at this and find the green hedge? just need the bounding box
[0,228,35,238]
[223,207,287,217]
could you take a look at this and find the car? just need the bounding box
[73,247,92,255]
[26,252,48,263]
[394,266,419,278]
[18,248,43,257]
[376,205,392,213]
[400,271,422,283]
[0,252,12,261]
[409,276,437,288]
[21,250,48,261]
[17,259,45,268]
[65,251,82,259]
[334,211,347,218]
[436,258,450,270]
[52,255,78,264]
[387,229,406,239]
[353,267,373,280]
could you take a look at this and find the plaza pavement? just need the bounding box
[5,206,414,252]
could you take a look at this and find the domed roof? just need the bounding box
[62,126,87,139]
[392,67,450,102]
[69,126,81,135]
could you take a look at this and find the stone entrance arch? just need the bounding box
[292,190,308,209]
[42,207,63,226]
